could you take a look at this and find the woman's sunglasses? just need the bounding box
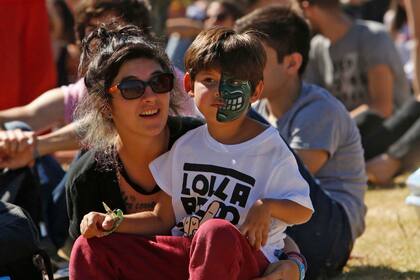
[109,73,174,100]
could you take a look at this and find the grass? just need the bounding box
[333,183,420,280]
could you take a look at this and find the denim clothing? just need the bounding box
[4,121,67,248]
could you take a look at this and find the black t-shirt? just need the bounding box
[66,116,204,240]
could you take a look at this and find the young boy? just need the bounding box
[149,27,313,266]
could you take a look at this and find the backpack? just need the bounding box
[0,167,41,225]
[0,202,53,280]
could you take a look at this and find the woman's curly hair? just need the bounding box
[74,24,181,166]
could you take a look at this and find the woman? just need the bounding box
[67,24,301,279]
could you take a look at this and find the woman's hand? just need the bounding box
[253,260,300,280]
[239,199,271,250]
[80,211,115,238]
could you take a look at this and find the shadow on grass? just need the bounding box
[333,265,420,280]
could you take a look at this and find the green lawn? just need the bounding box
[334,186,420,280]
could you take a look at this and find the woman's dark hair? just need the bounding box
[75,24,180,162]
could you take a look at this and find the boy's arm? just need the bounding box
[240,199,312,250]
[262,198,312,225]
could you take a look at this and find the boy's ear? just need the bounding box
[184,72,194,97]
[250,80,264,103]
[284,53,302,74]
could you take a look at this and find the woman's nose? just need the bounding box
[141,85,157,101]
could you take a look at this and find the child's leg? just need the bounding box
[189,219,269,280]
[70,233,190,280]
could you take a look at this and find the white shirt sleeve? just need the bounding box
[149,150,175,196]
[265,154,314,212]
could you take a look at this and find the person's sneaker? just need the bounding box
[57,237,73,261]
[53,265,69,280]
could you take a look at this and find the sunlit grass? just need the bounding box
[334,185,420,280]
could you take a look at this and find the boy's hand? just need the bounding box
[253,260,300,280]
[239,199,270,250]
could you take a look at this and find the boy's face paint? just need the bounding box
[217,73,252,122]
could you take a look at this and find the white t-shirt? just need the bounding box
[149,125,313,263]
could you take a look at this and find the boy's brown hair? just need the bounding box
[184,27,266,91]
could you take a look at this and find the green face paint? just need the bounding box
[217,73,252,122]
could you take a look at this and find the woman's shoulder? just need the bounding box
[66,150,104,187]
[168,116,204,147]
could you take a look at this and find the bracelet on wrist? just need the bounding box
[285,251,307,280]
[274,250,307,280]
[102,202,124,236]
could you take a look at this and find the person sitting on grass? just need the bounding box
[235,5,367,279]
[68,25,313,280]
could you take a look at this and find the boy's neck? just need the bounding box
[206,114,267,145]
[266,76,301,119]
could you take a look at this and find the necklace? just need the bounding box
[116,155,161,195]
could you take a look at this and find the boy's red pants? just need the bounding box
[70,219,269,280]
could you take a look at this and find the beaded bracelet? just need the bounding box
[274,250,307,280]
[285,251,307,280]
[102,202,124,236]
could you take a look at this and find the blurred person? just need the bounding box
[166,0,245,71]
[298,0,411,148]
[365,0,420,185]
[47,0,79,86]
[384,0,414,85]
[204,0,245,29]
[0,0,57,110]
[149,0,171,36]
[166,0,208,71]
[341,0,391,22]
[236,5,366,279]
[0,0,184,254]
[0,0,194,170]
[246,0,294,11]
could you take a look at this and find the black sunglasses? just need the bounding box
[109,73,174,100]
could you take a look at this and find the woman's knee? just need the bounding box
[71,235,110,258]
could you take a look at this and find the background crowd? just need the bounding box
[0,0,419,279]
